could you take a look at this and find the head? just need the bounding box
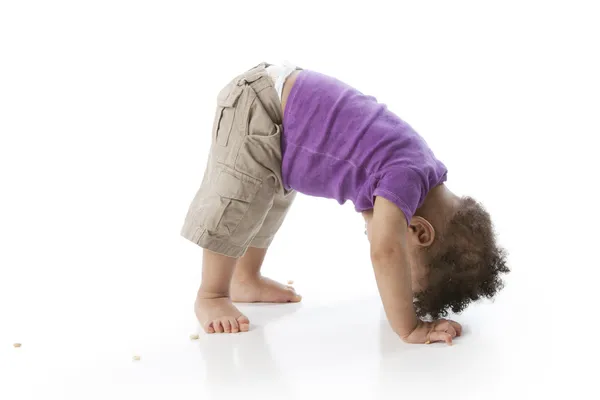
[407,192,509,319]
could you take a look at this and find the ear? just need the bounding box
[408,216,435,247]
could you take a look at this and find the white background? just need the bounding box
[1,1,599,399]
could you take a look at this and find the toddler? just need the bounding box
[181,62,509,345]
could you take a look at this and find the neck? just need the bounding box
[415,184,460,228]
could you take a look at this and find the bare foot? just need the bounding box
[230,276,302,303]
[195,292,250,334]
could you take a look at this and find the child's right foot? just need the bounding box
[195,293,250,334]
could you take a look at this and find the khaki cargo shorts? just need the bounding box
[181,63,297,258]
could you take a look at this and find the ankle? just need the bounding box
[231,271,261,285]
[197,287,230,300]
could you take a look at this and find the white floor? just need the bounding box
[1,290,596,400]
[1,194,597,400]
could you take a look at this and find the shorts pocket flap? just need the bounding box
[217,83,243,108]
[216,169,260,203]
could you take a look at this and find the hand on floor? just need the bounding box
[402,319,462,345]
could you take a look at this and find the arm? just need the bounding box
[367,196,418,337]
[366,196,462,344]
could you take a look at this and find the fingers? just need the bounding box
[429,331,453,345]
[435,319,462,336]
[449,320,462,336]
[442,323,457,337]
[427,319,462,345]
[439,319,462,336]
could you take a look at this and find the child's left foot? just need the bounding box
[230,276,302,303]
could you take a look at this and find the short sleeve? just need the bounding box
[372,169,426,223]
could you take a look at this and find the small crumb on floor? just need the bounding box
[132,355,141,361]
[287,280,294,285]
[13,343,22,348]
[189,333,199,340]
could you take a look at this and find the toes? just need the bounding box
[289,294,302,302]
[221,319,232,333]
[284,287,302,302]
[204,321,215,334]
[237,316,250,332]
[203,319,241,334]
[284,286,295,296]
[230,318,240,333]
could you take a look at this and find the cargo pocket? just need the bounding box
[212,168,261,237]
[212,83,244,147]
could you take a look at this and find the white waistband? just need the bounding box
[266,61,297,101]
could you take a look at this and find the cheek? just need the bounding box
[407,247,430,290]
[410,261,429,291]
[411,276,425,292]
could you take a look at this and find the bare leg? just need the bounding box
[230,247,302,303]
[195,249,250,334]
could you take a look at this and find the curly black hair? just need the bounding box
[414,197,509,319]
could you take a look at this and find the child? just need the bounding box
[181,62,509,345]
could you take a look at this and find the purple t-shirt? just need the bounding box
[281,70,447,222]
